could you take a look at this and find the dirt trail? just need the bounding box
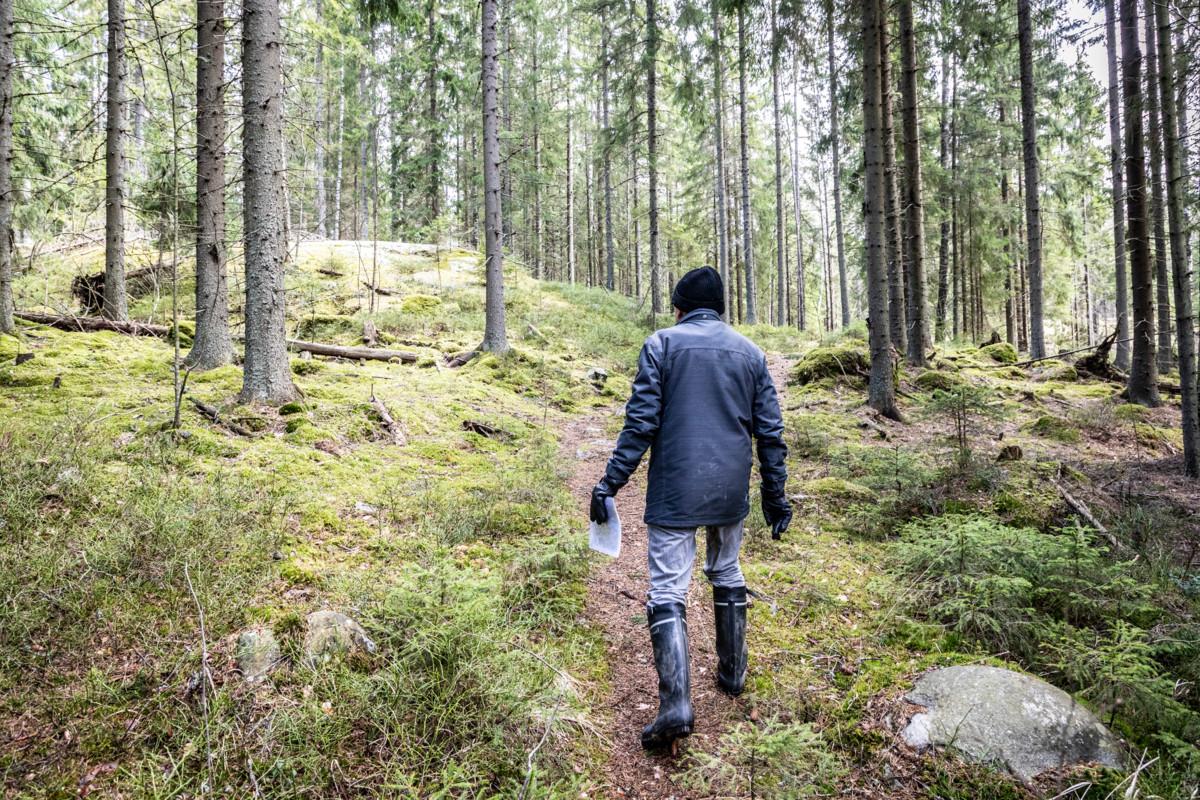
[568,357,792,798]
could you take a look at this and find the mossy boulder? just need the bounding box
[790,346,869,385]
[803,477,876,503]
[1028,414,1080,443]
[295,314,356,340]
[979,342,1018,364]
[915,370,965,392]
[1046,363,1078,382]
[401,294,442,314]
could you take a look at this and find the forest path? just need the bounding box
[567,356,792,797]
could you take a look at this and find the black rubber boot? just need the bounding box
[640,603,694,751]
[713,585,748,696]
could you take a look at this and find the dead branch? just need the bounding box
[1050,478,1125,553]
[189,397,255,437]
[15,311,169,337]
[369,389,406,445]
[286,338,417,364]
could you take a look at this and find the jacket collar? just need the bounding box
[676,308,722,325]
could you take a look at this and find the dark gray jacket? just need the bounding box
[603,308,788,527]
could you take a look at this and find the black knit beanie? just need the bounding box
[671,266,725,316]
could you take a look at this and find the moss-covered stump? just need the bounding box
[979,342,1018,364]
[790,346,869,385]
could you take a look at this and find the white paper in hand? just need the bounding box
[588,497,621,557]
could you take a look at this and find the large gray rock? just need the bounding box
[902,665,1124,782]
[236,627,281,682]
[302,610,377,668]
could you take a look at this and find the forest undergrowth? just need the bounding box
[1,243,1198,798]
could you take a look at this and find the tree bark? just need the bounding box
[1017,0,1045,358]
[898,0,926,363]
[187,0,232,369]
[826,0,848,328]
[481,0,508,352]
[103,0,128,321]
[791,48,805,331]
[935,49,950,342]
[880,9,905,351]
[1153,0,1198,474]
[427,0,440,223]
[313,0,327,238]
[566,91,575,284]
[736,1,756,323]
[240,0,297,404]
[712,0,729,317]
[0,0,13,334]
[1120,0,1160,406]
[1143,0,1173,372]
[771,0,785,326]
[1104,0,1131,370]
[602,10,615,291]
[862,0,898,420]
[647,0,661,315]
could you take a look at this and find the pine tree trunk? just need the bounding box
[898,0,926,363]
[313,0,326,239]
[532,28,542,279]
[1144,0,1173,372]
[935,50,951,342]
[187,0,231,369]
[791,51,805,331]
[881,10,905,352]
[863,0,898,419]
[737,1,755,323]
[427,0,440,222]
[481,0,508,352]
[771,0,785,326]
[602,11,614,291]
[950,61,960,340]
[826,0,848,328]
[647,0,661,315]
[334,64,345,239]
[103,0,128,321]
[1153,0,1198,474]
[713,0,729,317]
[1105,0,1131,369]
[1121,0,1161,406]
[566,102,575,284]
[240,0,296,404]
[1017,0,1045,358]
[1000,99,1015,347]
[0,0,14,334]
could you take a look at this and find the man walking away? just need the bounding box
[589,265,792,751]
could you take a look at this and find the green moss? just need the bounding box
[295,314,357,341]
[979,342,1018,364]
[417,356,436,368]
[279,401,306,415]
[1045,363,1078,382]
[400,294,442,314]
[1115,402,1151,422]
[803,477,876,503]
[914,369,966,392]
[291,357,324,375]
[1027,414,1080,443]
[790,346,869,385]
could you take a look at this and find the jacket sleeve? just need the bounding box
[752,354,788,497]
[602,336,664,490]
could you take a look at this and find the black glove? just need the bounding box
[591,478,618,524]
[761,489,793,540]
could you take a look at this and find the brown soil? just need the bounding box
[568,358,792,798]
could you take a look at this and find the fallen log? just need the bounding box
[286,338,417,363]
[1050,478,1125,554]
[362,280,396,296]
[369,390,406,445]
[15,311,169,337]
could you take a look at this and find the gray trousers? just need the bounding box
[646,520,746,608]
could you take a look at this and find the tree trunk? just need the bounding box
[736,1,755,323]
[602,11,615,291]
[240,0,296,404]
[950,60,960,340]
[713,0,729,317]
[647,0,661,315]
[1017,0,1045,358]
[826,0,848,328]
[898,0,926,363]
[1105,0,1131,370]
[103,0,128,321]
[881,10,905,352]
[791,49,805,331]
[427,0,440,223]
[1000,100,1015,347]
[863,0,898,420]
[481,0,508,352]
[531,27,542,279]
[935,50,951,342]
[566,98,575,284]
[313,0,326,239]
[187,0,231,369]
[334,63,345,239]
[1120,0,1160,406]
[1144,0,1173,372]
[1153,0,1198,474]
[0,0,13,334]
[771,0,785,326]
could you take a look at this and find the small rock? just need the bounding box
[996,444,1023,462]
[354,500,377,516]
[902,665,1124,783]
[236,627,281,681]
[114,431,135,448]
[302,610,377,667]
[586,367,608,387]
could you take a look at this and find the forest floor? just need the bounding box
[2,239,1199,798]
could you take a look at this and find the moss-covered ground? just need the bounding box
[2,244,1198,798]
